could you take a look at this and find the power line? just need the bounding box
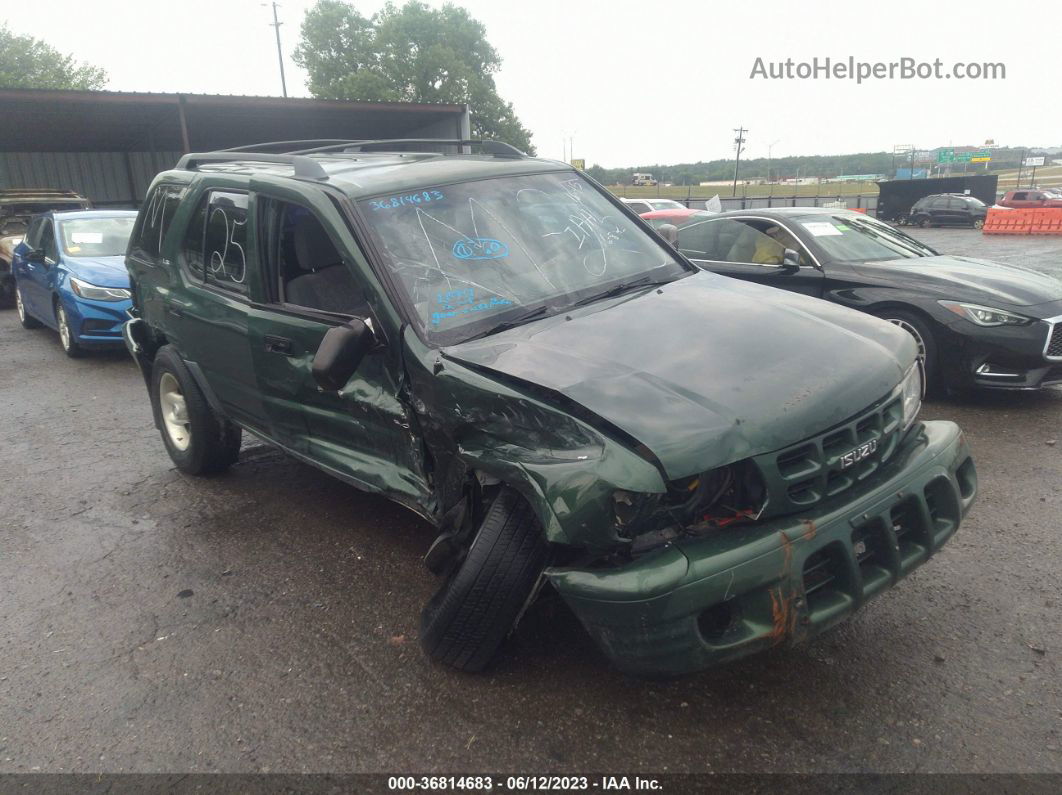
[732,126,747,197]
[264,2,288,98]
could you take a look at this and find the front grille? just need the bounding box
[1046,322,1062,360]
[755,393,904,516]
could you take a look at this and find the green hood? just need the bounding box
[443,272,915,480]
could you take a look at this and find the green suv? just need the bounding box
[123,140,977,676]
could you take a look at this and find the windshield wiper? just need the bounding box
[569,274,675,309]
[464,304,554,340]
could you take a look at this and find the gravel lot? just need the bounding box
[0,228,1059,775]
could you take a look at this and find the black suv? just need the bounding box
[907,193,988,229]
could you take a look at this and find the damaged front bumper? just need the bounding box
[546,420,976,677]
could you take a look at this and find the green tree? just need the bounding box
[293,0,534,153]
[0,24,107,90]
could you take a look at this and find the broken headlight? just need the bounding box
[613,461,767,545]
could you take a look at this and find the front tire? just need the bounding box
[876,309,941,396]
[150,346,241,475]
[420,487,549,672]
[973,218,985,229]
[918,217,932,228]
[15,284,41,328]
[55,300,83,358]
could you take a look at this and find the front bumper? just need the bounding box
[941,315,1062,390]
[546,420,976,677]
[64,294,132,348]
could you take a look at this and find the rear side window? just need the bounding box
[130,185,185,263]
[200,191,249,294]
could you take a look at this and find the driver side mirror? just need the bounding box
[781,248,801,271]
[26,248,46,265]
[311,318,375,392]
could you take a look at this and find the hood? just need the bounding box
[856,255,1062,309]
[443,272,913,480]
[64,255,130,288]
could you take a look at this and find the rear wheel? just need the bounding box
[55,301,84,358]
[15,284,41,329]
[420,486,549,672]
[150,345,241,475]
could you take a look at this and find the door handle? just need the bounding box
[166,306,184,318]
[264,335,294,355]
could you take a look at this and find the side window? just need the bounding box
[131,185,185,263]
[23,218,43,249]
[180,194,209,278]
[946,198,964,209]
[1012,192,1027,201]
[40,220,59,261]
[203,191,250,294]
[259,197,367,316]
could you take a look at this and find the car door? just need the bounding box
[18,217,60,321]
[247,186,430,506]
[681,216,824,297]
[158,185,271,434]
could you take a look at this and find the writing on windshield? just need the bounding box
[359,172,682,342]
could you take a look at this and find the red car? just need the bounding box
[998,190,1062,209]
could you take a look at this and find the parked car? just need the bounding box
[907,193,988,228]
[12,210,137,357]
[0,189,91,306]
[621,197,685,214]
[123,140,975,677]
[662,207,1062,392]
[998,190,1062,209]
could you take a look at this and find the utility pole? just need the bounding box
[265,2,288,98]
[731,126,747,197]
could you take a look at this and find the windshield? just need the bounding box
[59,217,136,257]
[801,215,937,262]
[359,172,687,343]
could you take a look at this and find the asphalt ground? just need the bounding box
[0,228,1059,776]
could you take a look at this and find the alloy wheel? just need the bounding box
[886,318,926,365]
[158,372,191,451]
[57,304,72,352]
[15,287,25,323]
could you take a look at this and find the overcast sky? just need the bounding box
[2,0,1058,166]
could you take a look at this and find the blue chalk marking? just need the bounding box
[452,237,509,261]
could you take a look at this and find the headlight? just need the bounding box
[899,364,923,431]
[69,276,131,302]
[938,301,1031,327]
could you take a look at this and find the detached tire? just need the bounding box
[420,487,549,672]
[150,345,241,475]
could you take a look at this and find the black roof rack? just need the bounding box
[174,138,526,180]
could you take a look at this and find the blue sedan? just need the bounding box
[12,210,137,357]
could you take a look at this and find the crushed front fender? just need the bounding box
[546,420,976,677]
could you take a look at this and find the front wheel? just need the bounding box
[918,217,932,228]
[420,487,549,672]
[55,301,83,358]
[876,309,942,396]
[150,346,242,475]
[972,218,985,229]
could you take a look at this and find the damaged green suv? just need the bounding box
[124,140,977,676]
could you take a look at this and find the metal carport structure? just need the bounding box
[0,89,471,206]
